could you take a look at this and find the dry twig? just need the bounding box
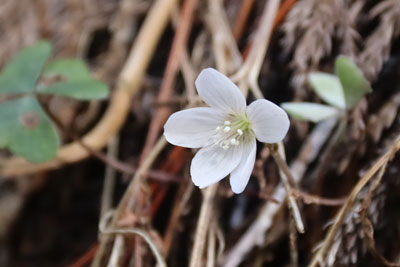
[359,163,399,267]
[231,0,281,98]
[99,211,167,267]
[141,0,198,161]
[268,143,305,233]
[189,184,218,267]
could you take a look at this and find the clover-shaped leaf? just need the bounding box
[38,58,109,100]
[39,80,108,100]
[335,56,372,109]
[281,102,339,123]
[0,41,52,94]
[308,72,346,109]
[43,59,90,80]
[0,41,109,163]
[0,96,59,162]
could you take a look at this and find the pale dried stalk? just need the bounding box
[191,31,209,70]
[309,136,400,267]
[0,0,179,176]
[180,51,197,104]
[323,164,387,266]
[90,1,178,264]
[93,136,167,267]
[100,211,167,267]
[205,0,242,75]
[115,136,167,221]
[163,180,194,255]
[359,163,395,267]
[91,236,108,267]
[206,217,217,267]
[107,235,125,267]
[269,143,305,233]
[170,7,197,104]
[92,136,120,267]
[289,219,299,267]
[189,184,218,267]
[100,136,119,218]
[140,0,198,161]
[214,221,225,259]
[231,0,281,99]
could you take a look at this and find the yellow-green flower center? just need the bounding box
[214,112,254,150]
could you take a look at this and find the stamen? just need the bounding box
[214,116,251,150]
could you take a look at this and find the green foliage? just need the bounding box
[335,56,372,109]
[308,72,346,109]
[40,59,108,100]
[43,59,90,80]
[0,41,52,94]
[283,55,372,123]
[0,97,59,162]
[0,41,109,162]
[281,102,339,123]
[40,80,108,100]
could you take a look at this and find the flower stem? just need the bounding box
[268,143,305,233]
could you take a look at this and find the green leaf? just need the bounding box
[0,96,59,162]
[43,59,90,80]
[0,41,52,94]
[0,126,7,147]
[308,72,346,109]
[39,79,109,100]
[281,102,339,123]
[39,58,109,100]
[335,56,372,109]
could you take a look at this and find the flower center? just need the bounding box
[214,113,254,150]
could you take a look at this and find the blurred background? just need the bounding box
[0,0,400,266]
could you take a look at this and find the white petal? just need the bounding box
[229,139,256,194]
[190,144,243,189]
[164,107,224,148]
[247,99,290,143]
[195,68,246,113]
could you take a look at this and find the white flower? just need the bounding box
[163,68,290,193]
